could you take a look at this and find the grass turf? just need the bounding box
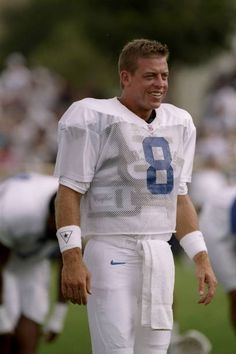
[38,257,235,354]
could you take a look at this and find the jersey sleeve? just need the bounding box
[54,103,100,187]
[59,176,90,194]
[179,114,196,184]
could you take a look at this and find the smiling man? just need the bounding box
[54,39,217,354]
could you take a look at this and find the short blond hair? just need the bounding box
[118,38,169,74]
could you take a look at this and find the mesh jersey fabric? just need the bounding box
[54,97,196,238]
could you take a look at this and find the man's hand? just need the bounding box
[43,302,68,342]
[61,248,91,305]
[193,251,217,305]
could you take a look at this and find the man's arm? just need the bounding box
[0,242,11,304]
[43,257,69,342]
[0,242,13,334]
[55,184,91,305]
[175,194,217,305]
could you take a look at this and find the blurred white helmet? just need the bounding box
[168,329,212,354]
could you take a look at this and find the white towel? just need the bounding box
[141,239,175,330]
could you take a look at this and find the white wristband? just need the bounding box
[44,303,68,334]
[56,225,82,253]
[179,231,208,259]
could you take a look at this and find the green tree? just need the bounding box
[81,0,236,64]
[0,0,236,91]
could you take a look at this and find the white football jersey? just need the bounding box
[54,97,196,238]
[0,173,58,259]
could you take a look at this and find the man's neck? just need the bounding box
[118,96,156,122]
[146,110,156,124]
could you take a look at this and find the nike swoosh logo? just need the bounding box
[110,260,126,265]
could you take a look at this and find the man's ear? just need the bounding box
[120,70,131,87]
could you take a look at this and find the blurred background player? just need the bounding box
[0,173,68,354]
[199,183,236,332]
[189,155,227,214]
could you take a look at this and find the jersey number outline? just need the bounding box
[142,137,174,195]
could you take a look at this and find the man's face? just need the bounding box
[120,56,169,119]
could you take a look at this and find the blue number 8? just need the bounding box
[142,137,174,194]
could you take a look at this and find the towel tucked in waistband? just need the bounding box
[141,239,175,330]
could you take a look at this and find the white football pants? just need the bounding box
[3,256,50,331]
[84,236,172,354]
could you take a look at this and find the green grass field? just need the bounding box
[38,257,235,354]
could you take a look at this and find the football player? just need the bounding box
[0,173,68,354]
[200,183,236,331]
[54,38,217,354]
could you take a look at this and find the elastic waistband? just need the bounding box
[85,234,171,251]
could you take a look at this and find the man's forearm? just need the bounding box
[0,244,10,304]
[55,184,82,228]
[175,194,207,260]
[55,184,83,253]
[175,194,199,240]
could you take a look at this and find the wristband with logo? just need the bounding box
[56,225,82,253]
